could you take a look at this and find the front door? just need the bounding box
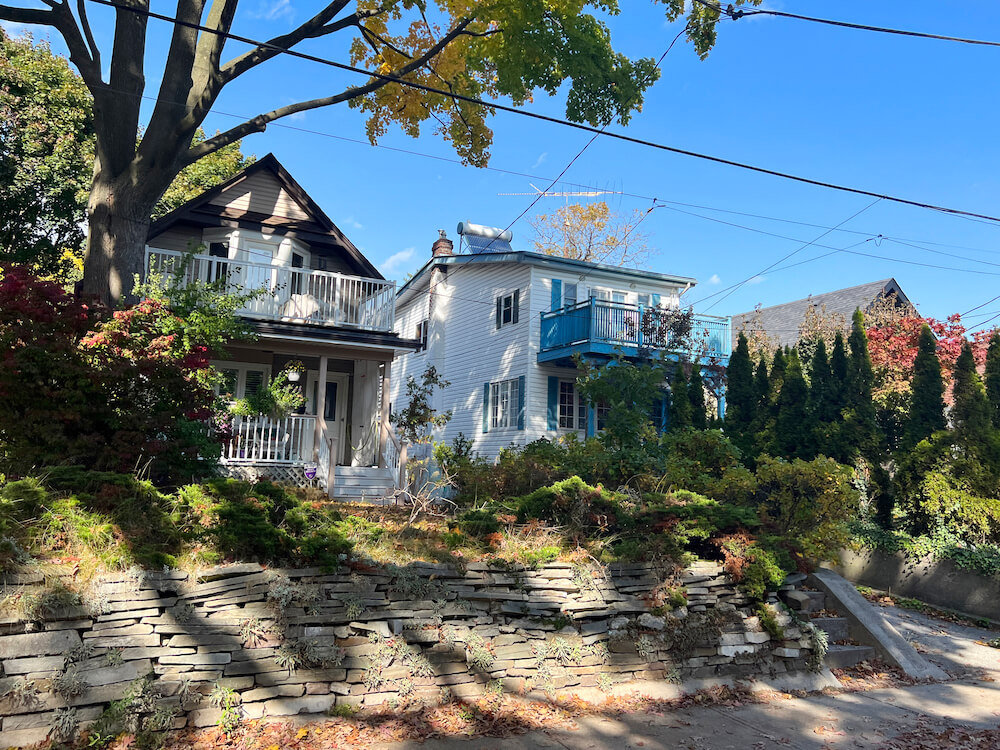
[307,372,348,464]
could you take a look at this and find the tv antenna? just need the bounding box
[498,183,622,198]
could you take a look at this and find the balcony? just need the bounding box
[146,248,396,332]
[539,299,731,365]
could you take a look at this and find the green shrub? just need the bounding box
[753,455,859,562]
[456,509,500,539]
[515,476,617,528]
[716,531,786,600]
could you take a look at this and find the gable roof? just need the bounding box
[396,250,697,306]
[731,278,913,349]
[148,153,381,279]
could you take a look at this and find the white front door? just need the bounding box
[307,372,349,465]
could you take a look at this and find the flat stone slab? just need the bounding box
[0,629,80,659]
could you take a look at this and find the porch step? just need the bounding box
[330,487,396,502]
[811,616,850,643]
[335,467,395,478]
[825,644,876,669]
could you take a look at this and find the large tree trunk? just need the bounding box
[80,169,165,306]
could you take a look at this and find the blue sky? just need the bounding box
[7,1,1000,328]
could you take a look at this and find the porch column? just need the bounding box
[378,361,392,468]
[315,355,329,463]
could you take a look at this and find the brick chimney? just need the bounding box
[431,229,454,257]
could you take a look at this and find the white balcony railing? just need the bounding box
[146,248,396,332]
[223,415,316,464]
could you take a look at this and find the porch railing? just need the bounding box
[223,415,316,464]
[540,299,731,359]
[146,248,396,331]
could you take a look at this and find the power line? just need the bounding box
[476,23,689,256]
[694,0,1000,48]
[693,199,882,311]
[86,0,1000,225]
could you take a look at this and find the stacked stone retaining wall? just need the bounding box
[0,560,817,747]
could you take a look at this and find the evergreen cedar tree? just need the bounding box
[0,0,760,304]
[669,365,691,430]
[950,340,994,449]
[687,365,707,431]
[724,333,755,456]
[774,352,811,460]
[985,331,1000,429]
[845,309,879,460]
[901,324,946,451]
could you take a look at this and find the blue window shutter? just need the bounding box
[495,298,502,329]
[517,375,526,430]
[651,294,661,308]
[512,289,520,324]
[547,376,559,431]
[550,279,562,312]
[483,383,490,433]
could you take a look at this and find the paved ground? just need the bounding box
[374,604,1000,749]
[872,603,1000,680]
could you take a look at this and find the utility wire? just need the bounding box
[477,23,689,255]
[85,0,1000,225]
[693,199,882,311]
[694,0,1000,48]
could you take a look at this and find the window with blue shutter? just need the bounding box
[550,279,562,312]
[496,290,519,328]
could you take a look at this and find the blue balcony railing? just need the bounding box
[539,299,731,362]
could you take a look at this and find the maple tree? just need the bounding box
[529,201,653,267]
[0,30,93,274]
[0,0,760,305]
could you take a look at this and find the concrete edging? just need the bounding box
[830,547,1000,624]
[808,568,948,681]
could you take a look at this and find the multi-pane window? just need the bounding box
[215,364,268,400]
[564,282,578,308]
[596,402,611,432]
[490,378,520,429]
[495,291,519,328]
[558,381,587,430]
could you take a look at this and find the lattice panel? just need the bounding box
[217,463,326,491]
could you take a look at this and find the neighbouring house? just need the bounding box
[145,154,418,500]
[390,223,731,461]
[731,278,915,351]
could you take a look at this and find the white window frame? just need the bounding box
[213,362,271,400]
[499,291,516,327]
[558,380,587,431]
[564,282,578,308]
[490,378,520,430]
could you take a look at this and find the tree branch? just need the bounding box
[0,4,57,28]
[219,0,354,83]
[190,16,477,164]
[76,0,101,67]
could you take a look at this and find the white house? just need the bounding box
[390,224,731,460]
[145,155,418,499]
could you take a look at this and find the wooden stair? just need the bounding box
[330,466,397,503]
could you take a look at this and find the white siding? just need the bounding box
[392,258,692,461]
[389,283,431,425]
[209,171,310,220]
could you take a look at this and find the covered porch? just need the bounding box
[215,340,406,501]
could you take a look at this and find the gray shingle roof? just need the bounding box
[731,278,912,349]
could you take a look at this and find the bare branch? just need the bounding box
[76,0,101,66]
[0,4,58,27]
